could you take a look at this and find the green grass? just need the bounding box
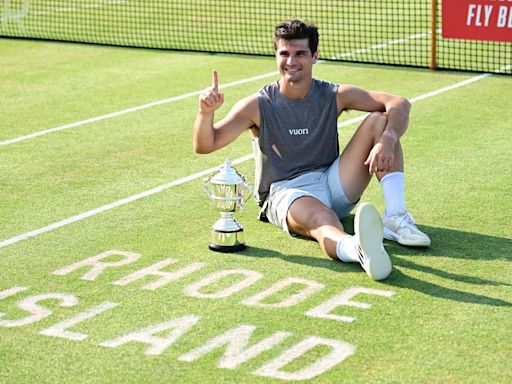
[1,1,510,73]
[0,38,511,383]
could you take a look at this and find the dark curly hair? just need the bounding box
[273,19,319,55]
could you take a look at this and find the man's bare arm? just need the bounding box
[193,70,258,154]
[337,85,411,138]
[337,85,411,173]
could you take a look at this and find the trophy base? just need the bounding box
[208,242,246,253]
[208,225,246,253]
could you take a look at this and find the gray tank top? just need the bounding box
[253,78,340,206]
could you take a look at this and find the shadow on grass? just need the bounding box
[238,245,357,272]
[237,221,511,307]
[385,224,511,261]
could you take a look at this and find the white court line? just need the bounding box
[1,0,127,21]
[0,72,494,250]
[330,32,429,60]
[496,64,512,74]
[1,31,429,147]
[0,71,279,146]
[0,154,254,249]
[337,72,493,128]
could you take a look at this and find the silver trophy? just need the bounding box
[204,159,252,252]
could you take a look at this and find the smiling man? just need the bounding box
[193,19,430,280]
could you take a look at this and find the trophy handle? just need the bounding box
[203,176,215,199]
[240,182,253,205]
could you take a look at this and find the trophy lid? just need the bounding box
[209,159,245,185]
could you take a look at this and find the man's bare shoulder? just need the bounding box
[335,84,360,112]
[230,93,260,125]
[234,93,259,109]
[336,84,361,97]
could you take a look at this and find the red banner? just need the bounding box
[442,0,512,42]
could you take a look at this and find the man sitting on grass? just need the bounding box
[193,19,430,280]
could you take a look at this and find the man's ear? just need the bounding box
[312,50,319,63]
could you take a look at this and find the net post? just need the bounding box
[430,0,438,70]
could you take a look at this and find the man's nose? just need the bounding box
[286,55,297,65]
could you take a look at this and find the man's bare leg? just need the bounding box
[286,111,398,255]
[339,112,430,247]
[285,112,396,279]
[286,196,346,260]
[339,112,403,203]
[287,197,392,280]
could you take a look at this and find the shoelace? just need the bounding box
[396,211,416,228]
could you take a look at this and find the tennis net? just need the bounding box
[1,0,510,74]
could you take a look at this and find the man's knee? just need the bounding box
[287,197,342,237]
[305,205,340,231]
[364,112,387,137]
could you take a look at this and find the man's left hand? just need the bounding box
[364,136,396,174]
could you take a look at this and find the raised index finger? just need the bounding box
[212,70,219,94]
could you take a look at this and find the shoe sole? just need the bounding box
[355,203,392,281]
[383,228,431,247]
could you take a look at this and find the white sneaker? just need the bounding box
[354,203,392,281]
[383,211,431,247]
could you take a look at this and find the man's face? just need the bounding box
[275,38,318,83]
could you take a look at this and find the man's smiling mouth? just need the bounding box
[285,67,302,74]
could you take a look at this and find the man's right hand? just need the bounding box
[199,70,224,114]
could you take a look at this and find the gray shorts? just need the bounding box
[263,156,356,234]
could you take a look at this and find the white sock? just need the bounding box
[336,236,359,263]
[380,172,406,217]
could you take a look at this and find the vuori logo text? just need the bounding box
[288,128,309,135]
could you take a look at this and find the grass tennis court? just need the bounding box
[2,0,511,74]
[1,37,511,383]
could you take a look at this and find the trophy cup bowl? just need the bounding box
[204,159,252,252]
